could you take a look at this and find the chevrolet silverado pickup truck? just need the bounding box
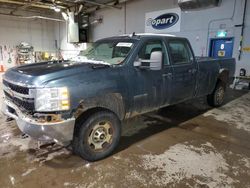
[2,33,235,161]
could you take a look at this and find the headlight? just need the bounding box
[33,87,70,112]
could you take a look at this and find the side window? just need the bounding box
[138,40,170,65]
[138,40,162,60]
[168,40,192,65]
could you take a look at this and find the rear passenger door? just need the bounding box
[167,39,198,104]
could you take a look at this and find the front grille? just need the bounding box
[4,91,35,112]
[3,79,29,95]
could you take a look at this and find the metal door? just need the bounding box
[210,38,234,58]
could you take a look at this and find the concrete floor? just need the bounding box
[0,84,249,188]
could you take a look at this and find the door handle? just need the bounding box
[188,69,197,74]
[162,73,172,78]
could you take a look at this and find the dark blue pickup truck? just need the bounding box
[2,34,235,161]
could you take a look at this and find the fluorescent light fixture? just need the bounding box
[51,5,61,12]
[82,23,89,28]
[54,7,61,12]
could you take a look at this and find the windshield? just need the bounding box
[74,40,135,65]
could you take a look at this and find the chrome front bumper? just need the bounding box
[2,99,75,145]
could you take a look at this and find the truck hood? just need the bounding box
[3,61,110,87]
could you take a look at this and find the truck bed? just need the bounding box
[196,56,235,79]
[195,56,236,97]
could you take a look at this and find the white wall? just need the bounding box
[0,11,85,68]
[90,0,178,40]
[90,0,250,75]
[239,0,250,74]
[0,15,57,51]
[0,13,58,69]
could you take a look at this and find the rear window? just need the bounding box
[169,40,192,64]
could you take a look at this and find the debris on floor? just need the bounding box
[204,93,250,132]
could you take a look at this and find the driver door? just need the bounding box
[129,39,170,113]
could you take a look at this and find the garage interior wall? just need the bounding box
[0,15,56,51]
[90,0,250,75]
[0,11,58,70]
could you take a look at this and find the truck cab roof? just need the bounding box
[120,33,176,37]
[97,33,177,42]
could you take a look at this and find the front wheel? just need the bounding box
[207,81,226,107]
[73,111,121,161]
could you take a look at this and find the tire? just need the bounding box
[207,81,226,107]
[72,111,121,161]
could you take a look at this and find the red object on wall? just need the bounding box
[0,65,5,72]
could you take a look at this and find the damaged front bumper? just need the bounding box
[2,99,75,145]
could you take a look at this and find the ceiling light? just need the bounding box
[51,5,61,12]
[81,23,88,28]
[54,7,61,12]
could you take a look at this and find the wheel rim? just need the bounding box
[216,86,225,105]
[87,121,113,151]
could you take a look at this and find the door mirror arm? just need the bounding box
[133,59,150,70]
[133,51,163,71]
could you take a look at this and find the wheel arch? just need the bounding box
[73,93,125,123]
[218,69,229,85]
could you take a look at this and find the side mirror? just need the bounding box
[133,51,163,70]
[149,51,162,71]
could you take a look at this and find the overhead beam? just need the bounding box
[0,12,65,22]
[0,0,66,10]
[10,0,41,14]
[79,0,122,10]
[84,0,133,13]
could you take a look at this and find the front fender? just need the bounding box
[74,93,125,120]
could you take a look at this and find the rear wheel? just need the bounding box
[73,111,121,161]
[207,81,226,107]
